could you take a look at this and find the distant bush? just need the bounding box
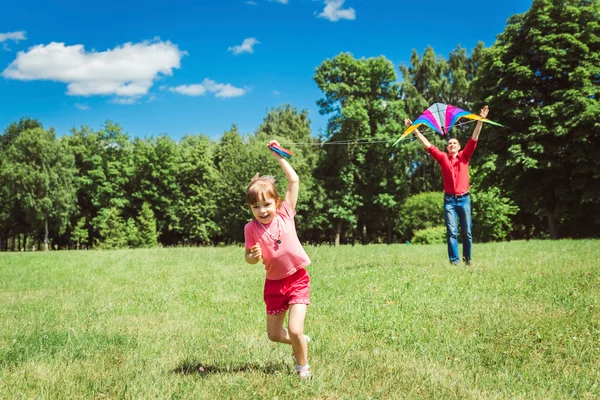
[412,225,446,244]
[397,192,444,241]
[472,188,519,242]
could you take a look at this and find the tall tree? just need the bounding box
[314,53,406,244]
[176,134,220,245]
[0,127,76,250]
[0,118,44,250]
[473,0,600,238]
[131,135,181,244]
[214,125,253,243]
[66,122,134,246]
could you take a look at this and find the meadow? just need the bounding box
[0,240,599,399]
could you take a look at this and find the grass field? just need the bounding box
[1,240,599,399]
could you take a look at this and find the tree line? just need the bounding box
[0,0,598,251]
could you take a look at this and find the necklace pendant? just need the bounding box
[276,239,281,244]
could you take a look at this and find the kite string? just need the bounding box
[280,118,481,146]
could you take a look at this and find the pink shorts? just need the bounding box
[264,268,310,315]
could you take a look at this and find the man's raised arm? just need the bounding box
[404,118,432,149]
[471,105,489,141]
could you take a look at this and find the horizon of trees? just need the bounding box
[0,0,598,251]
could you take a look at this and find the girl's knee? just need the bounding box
[267,331,280,342]
[267,326,286,342]
[288,326,303,340]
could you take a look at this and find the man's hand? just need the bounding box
[247,243,262,263]
[404,118,413,127]
[479,106,489,118]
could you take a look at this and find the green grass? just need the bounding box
[1,240,599,399]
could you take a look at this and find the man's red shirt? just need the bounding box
[427,138,477,195]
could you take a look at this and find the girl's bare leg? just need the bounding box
[288,304,308,366]
[266,312,291,344]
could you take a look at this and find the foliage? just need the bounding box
[137,203,158,248]
[397,192,444,241]
[131,135,180,244]
[314,52,406,244]
[0,126,76,249]
[70,217,89,250]
[472,0,600,239]
[471,188,519,242]
[92,207,128,249]
[176,135,220,245]
[470,161,520,242]
[412,225,446,244]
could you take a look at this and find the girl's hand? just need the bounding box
[404,118,413,127]
[249,243,262,261]
[267,140,283,160]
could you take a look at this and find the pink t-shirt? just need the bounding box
[244,201,311,280]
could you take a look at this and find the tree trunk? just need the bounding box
[17,234,21,251]
[362,223,367,245]
[547,207,559,240]
[23,233,28,252]
[11,233,16,252]
[44,218,49,251]
[334,220,342,247]
[387,223,392,245]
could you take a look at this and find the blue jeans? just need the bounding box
[444,194,472,264]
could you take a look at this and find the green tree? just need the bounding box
[473,0,600,238]
[0,127,76,250]
[214,125,253,244]
[136,202,158,247]
[176,134,220,245]
[66,122,134,245]
[0,118,44,250]
[397,192,444,241]
[314,53,406,244]
[92,207,128,249]
[71,217,89,250]
[131,135,181,244]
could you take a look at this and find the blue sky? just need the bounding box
[0,0,533,141]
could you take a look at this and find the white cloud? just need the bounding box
[0,31,27,43]
[75,103,90,110]
[246,1,257,4]
[317,0,355,22]
[273,90,280,96]
[169,78,247,99]
[268,0,288,3]
[1,39,187,99]
[228,38,260,55]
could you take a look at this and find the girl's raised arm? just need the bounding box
[268,140,299,211]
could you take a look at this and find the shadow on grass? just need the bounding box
[173,360,290,377]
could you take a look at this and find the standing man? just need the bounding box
[404,106,489,265]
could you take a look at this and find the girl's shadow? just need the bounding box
[173,360,290,377]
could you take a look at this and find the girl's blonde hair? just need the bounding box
[246,173,282,207]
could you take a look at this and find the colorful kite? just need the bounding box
[393,103,503,146]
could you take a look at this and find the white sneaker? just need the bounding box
[296,364,312,379]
